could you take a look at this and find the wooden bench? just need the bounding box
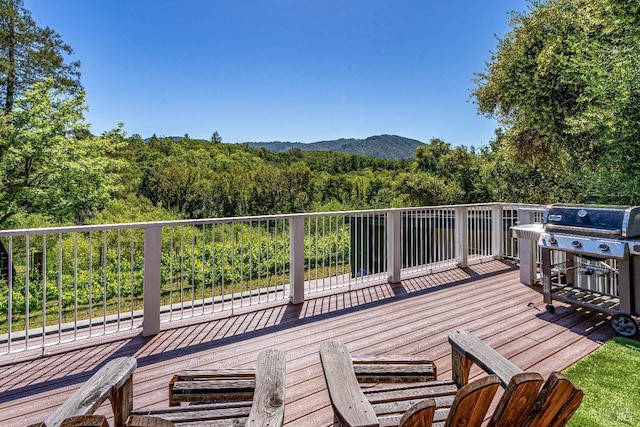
[28,357,137,427]
[127,348,286,427]
[320,330,583,427]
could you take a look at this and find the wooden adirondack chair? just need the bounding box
[126,348,286,427]
[320,330,583,427]
[449,330,583,427]
[31,349,285,427]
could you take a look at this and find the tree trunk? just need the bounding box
[4,2,17,113]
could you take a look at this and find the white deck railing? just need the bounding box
[0,203,541,355]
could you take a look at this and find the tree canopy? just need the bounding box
[473,0,640,204]
[0,0,81,113]
[0,79,124,225]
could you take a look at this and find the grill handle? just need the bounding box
[544,224,622,236]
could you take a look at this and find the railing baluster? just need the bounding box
[281,219,285,296]
[58,233,65,342]
[73,233,78,340]
[88,232,93,337]
[190,226,195,317]
[41,235,47,350]
[169,228,175,320]
[232,222,237,313]
[180,226,185,318]
[257,221,262,304]
[200,224,206,313]
[130,229,135,329]
[7,237,12,353]
[248,221,253,306]
[25,235,30,350]
[221,223,226,311]
[211,224,216,312]
[116,230,121,331]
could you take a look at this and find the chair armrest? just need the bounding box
[246,349,286,427]
[43,357,137,427]
[320,341,379,427]
[448,330,523,388]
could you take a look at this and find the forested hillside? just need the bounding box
[247,134,425,160]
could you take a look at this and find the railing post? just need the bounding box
[491,205,504,259]
[517,209,537,286]
[289,216,305,304]
[387,210,402,284]
[455,207,469,268]
[143,225,162,337]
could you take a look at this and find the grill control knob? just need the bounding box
[599,243,610,252]
[572,240,582,248]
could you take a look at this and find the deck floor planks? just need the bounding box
[0,260,616,427]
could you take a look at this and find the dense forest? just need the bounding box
[1,0,639,231]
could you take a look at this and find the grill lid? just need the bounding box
[543,204,640,238]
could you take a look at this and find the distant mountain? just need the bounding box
[247,134,425,160]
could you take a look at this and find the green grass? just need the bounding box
[563,337,640,426]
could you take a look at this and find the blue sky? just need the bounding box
[26,1,529,147]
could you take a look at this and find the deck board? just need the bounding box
[0,260,616,426]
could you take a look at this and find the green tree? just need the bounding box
[392,172,462,207]
[473,0,640,203]
[210,131,222,143]
[0,79,124,226]
[0,0,81,113]
[415,138,451,174]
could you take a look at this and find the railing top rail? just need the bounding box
[0,202,546,237]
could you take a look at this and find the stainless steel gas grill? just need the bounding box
[514,204,640,337]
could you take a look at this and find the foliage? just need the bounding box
[131,135,500,219]
[89,195,181,225]
[473,0,640,203]
[563,337,640,426]
[0,0,81,112]
[0,79,125,226]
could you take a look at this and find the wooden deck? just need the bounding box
[0,260,615,426]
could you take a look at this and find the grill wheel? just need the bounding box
[610,314,639,337]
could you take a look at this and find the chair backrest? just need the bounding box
[246,348,287,427]
[445,374,501,427]
[399,398,436,427]
[320,340,379,427]
[488,372,544,427]
[521,372,583,427]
